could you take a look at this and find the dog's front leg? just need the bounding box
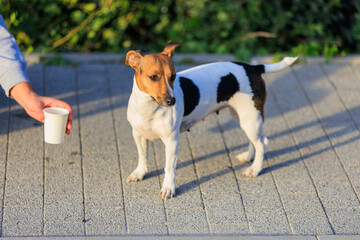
[161,133,179,199]
[127,129,148,182]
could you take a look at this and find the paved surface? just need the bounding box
[0,55,359,239]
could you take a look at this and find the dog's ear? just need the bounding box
[161,41,181,57]
[125,50,144,70]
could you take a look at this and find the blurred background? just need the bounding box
[1,0,359,61]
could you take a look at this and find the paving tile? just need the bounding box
[125,193,166,224]
[2,207,43,236]
[123,177,162,194]
[281,193,333,235]
[167,209,209,234]
[83,154,123,208]
[345,165,360,193]
[85,207,126,235]
[45,223,84,236]
[79,114,118,153]
[83,153,120,180]
[314,179,360,208]
[85,179,123,208]
[45,148,82,167]
[7,153,43,180]
[45,159,83,196]
[246,207,291,234]
[45,66,76,97]
[326,207,360,234]
[240,180,283,209]
[203,193,247,225]
[196,157,232,177]
[271,161,315,194]
[8,108,43,155]
[4,179,43,207]
[45,195,84,224]
[305,150,347,179]
[199,171,239,194]
[210,224,249,234]
[164,178,203,209]
[128,224,168,235]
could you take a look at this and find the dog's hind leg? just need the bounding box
[229,94,267,177]
[127,129,149,182]
[229,108,255,163]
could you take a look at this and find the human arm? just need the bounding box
[0,14,30,96]
[0,15,72,134]
[9,82,73,134]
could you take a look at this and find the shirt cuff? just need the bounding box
[1,64,30,97]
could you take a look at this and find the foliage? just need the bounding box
[1,0,359,61]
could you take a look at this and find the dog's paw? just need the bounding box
[242,166,260,178]
[161,185,175,199]
[126,167,148,183]
[236,151,253,163]
[160,179,175,199]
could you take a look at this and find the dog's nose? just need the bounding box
[165,97,176,106]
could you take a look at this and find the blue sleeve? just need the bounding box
[0,14,30,97]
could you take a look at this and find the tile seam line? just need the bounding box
[310,66,360,204]
[214,115,252,234]
[0,89,11,236]
[267,154,296,235]
[267,70,335,234]
[185,132,211,234]
[42,64,46,236]
[105,64,129,234]
[151,142,170,235]
[75,66,87,235]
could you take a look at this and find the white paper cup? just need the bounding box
[43,107,69,144]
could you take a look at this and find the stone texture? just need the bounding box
[1,58,360,238]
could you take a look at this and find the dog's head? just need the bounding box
[126,41,181,107]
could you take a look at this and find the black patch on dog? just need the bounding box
[179,77,200,116]
[232,62,266,120]
[217,73,239,103]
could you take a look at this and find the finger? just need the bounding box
[66,118,72,135]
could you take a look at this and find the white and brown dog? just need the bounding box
[125,41,297,199]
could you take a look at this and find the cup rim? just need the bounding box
[43,107,70,116]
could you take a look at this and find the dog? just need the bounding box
[125,41,297,199]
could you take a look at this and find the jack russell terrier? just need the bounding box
[125,41,297,199]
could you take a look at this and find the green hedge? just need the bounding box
[1,0,360,60]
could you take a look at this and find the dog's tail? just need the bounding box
[264,57,298,73]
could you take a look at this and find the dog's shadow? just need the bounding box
[143,107,360,197]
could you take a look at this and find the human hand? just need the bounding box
[9,82,73,134]
[26,95,73,135]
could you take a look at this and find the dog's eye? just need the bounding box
[149,75,159,81]
[170,74,176,82]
